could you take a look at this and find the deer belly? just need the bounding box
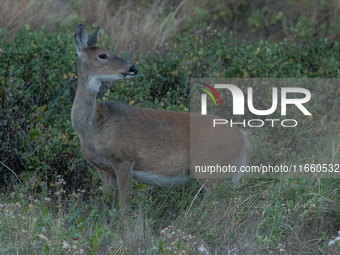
[132,170,191,188]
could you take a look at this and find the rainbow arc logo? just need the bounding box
[197,82,222,115]
[197,82,222,106]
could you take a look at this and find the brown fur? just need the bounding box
[72,24,250,213]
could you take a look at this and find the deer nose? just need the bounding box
[129,65,138,75]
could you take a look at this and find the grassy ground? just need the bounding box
[2,166,340,254]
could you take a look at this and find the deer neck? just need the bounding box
[71,62,100,141]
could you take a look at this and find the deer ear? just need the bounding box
[75,24,88,56]
[87,25,100,47]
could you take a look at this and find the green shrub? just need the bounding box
[1,22,340,191]
[0,25,86,191]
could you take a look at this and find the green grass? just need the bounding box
[2,171,340,254]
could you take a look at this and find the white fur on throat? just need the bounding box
[88,76,102,92]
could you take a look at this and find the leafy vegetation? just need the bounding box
[0,18,340,254]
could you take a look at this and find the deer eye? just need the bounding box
[98,54,108,59]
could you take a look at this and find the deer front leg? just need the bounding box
[114,162,135,215]
[99,170,117,192]
[99,170,118,209]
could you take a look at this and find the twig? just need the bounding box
[332,140,340,163]
[128,7,140,62]
[13,81,37,105]
[186,180,208,215]
[4,1,33,30]
[160,0,186,45]
[0,161,22,184]
[41,76,75,123]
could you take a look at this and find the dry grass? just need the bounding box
[2,177,338,254]
[0,0,199,53]
[2,0,340,54]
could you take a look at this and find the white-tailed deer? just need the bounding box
[72,24,251,214]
